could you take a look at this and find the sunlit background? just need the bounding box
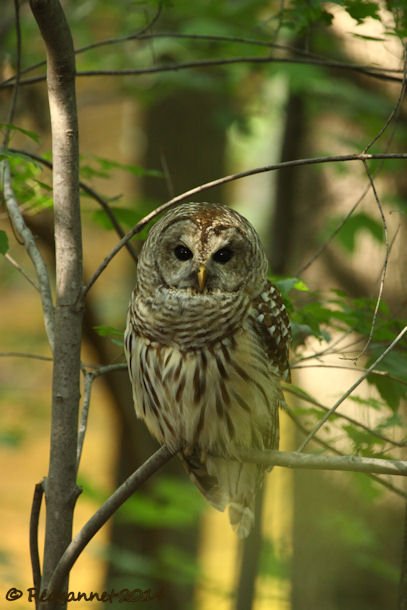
[1,2,406,609]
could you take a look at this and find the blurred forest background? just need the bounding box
[0,1,407,609]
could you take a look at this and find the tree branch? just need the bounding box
[84,152,407,294]
[1,160,55,348]
[1,53,404,89]
[46,446,175,598]
[30,481,45,610]
[44,444,406,597]
[237,449,407,476]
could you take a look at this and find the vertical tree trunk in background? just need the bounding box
[29,2,83,608]
[105,86,229,608]
[268,92,305,275]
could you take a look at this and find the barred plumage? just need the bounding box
[124,202,290,538]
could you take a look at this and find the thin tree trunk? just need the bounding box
[29,2,83,608]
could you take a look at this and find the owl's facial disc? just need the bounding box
[152,215,261,294]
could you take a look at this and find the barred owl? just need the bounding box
[125,202,290,538]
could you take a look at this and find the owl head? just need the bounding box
[137,202,268,297]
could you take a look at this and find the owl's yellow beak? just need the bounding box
[197,264,207,291]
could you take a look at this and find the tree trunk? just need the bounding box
[30,2,83,608]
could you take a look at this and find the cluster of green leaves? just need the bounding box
[277,277,406,458]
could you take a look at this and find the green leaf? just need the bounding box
[0,230,9,255]
[91,207,143,230]
[274,276,309,296]
[367,349,407,411]
[81,155,163,180]
[344,1,381,24]
[0,123,40,144]
[93,325,124,339]
[324,212,384,253]
[348,395,384,411]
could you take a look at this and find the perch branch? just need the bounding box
[238,449,407,476]
[45,444,406,597]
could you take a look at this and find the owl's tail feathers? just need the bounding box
[228,502,255,539]
[180,451,228,512]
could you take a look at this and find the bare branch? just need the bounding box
[1,53,405,90]
[84,152,407,294]
[1,161,55,348]
[45,442,406,597]
[357,161,390,357]
[29,481,44,610]
[297,327,407,452]
[0,351,52,361]
[46,446,175,598]
[4,252,40,290]
[238,449,407,476]
[76,371,93,470]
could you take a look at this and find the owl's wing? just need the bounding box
[250,280,290,453]
[251,280,291,381]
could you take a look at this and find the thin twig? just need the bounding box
[358,161,390,357]
[0,351,52,361]
[1,161,55,349]
[296,186,369,276]
[76,371,93,470]
[297,327,407,452]
[1,53,405,90]
[76,362,128,468]
[2,0,21,148]
[83,152,407,295]
[285,384,406,449]
[4,252,39,290]
[1,30,404,90]
[364,44,407,155]
[285,406,406,498]
[29,481,44,610]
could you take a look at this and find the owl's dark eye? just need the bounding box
[213,247,233,264]
[174,245,193,261]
